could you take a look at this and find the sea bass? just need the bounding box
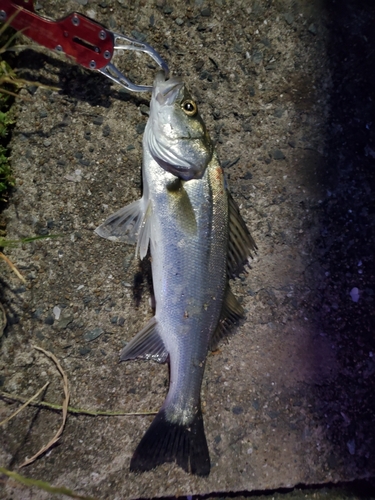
[95,72,256,476]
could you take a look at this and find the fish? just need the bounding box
[95,72,256,476]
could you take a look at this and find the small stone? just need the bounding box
[118,317,125,326]
[109,15,116,29]
[201,6,211,16]
[39,110,48,118]
[103,124,111,137]
[27,85,38,95]
[347,439,356,455]
[57,313,74,330]
[155,0,165,6]
[195,60,204,71]
[265,63,277,71]
[243,122,252,132]
[136,123,146,135]
[43,139,52,147]
[126,144,135,151]
[163,5,173,14]
[79,346,91,356]
[232,406,243,415]
[53,306,61,320]
[284,12,294,25]
[44,315,54,325]
[242,172,253,180]
[139,104,150,116]
[131,30,147,42]
[110,316,118,324]
[92,115,103,126]
[84,327,105,342]
[248,86,255,97]
[200,70,212,82]
[252,50,263,64]
[75,0,88,5]
[175,17,184,26]
[350,287,360,302]
[272,149,285,160]
[274,108,284,118]
[308,23,317,35]
[288,139,296,148]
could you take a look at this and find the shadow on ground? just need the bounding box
[311,0,375,479]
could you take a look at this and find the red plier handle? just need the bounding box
[0,0,169,92]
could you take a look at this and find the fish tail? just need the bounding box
[130,405,210,476]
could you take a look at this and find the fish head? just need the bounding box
[146,72,213,180]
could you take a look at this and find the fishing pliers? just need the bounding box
[0,0,169,92]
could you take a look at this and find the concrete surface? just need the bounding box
[1,0,375,498]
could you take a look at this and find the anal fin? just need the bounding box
[120,317,168,363]
[209,285,244,351]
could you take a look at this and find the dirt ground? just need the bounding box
[1,0,375,499]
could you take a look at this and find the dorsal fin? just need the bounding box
[209,286,244,351]
[120,317,168,363]
[227,192,257,278]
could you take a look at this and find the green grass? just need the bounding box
[0,27,18,202]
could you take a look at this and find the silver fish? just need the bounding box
[95,72,256,476]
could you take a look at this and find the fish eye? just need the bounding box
[182,100,198,116]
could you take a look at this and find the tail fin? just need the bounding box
[130,406,210,476]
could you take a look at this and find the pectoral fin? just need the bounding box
[227,192,257,278]
[120,317,168,363]
[95,197,152,259]
[209,285,244,351]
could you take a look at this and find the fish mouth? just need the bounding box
[154,71,184,106]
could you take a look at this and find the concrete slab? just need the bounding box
[1,0,375,498]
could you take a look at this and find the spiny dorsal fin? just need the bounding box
[95,197,152,259]
[209,286,244,351]
[227,192,257,278]
[120,317,168,363]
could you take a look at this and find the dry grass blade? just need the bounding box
[20,346,70,468]
[0,252,26,283]
[0,467,98,500]
[0,382,49,427]
[0,390,157,415]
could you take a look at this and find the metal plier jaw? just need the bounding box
[0,0,169,92]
